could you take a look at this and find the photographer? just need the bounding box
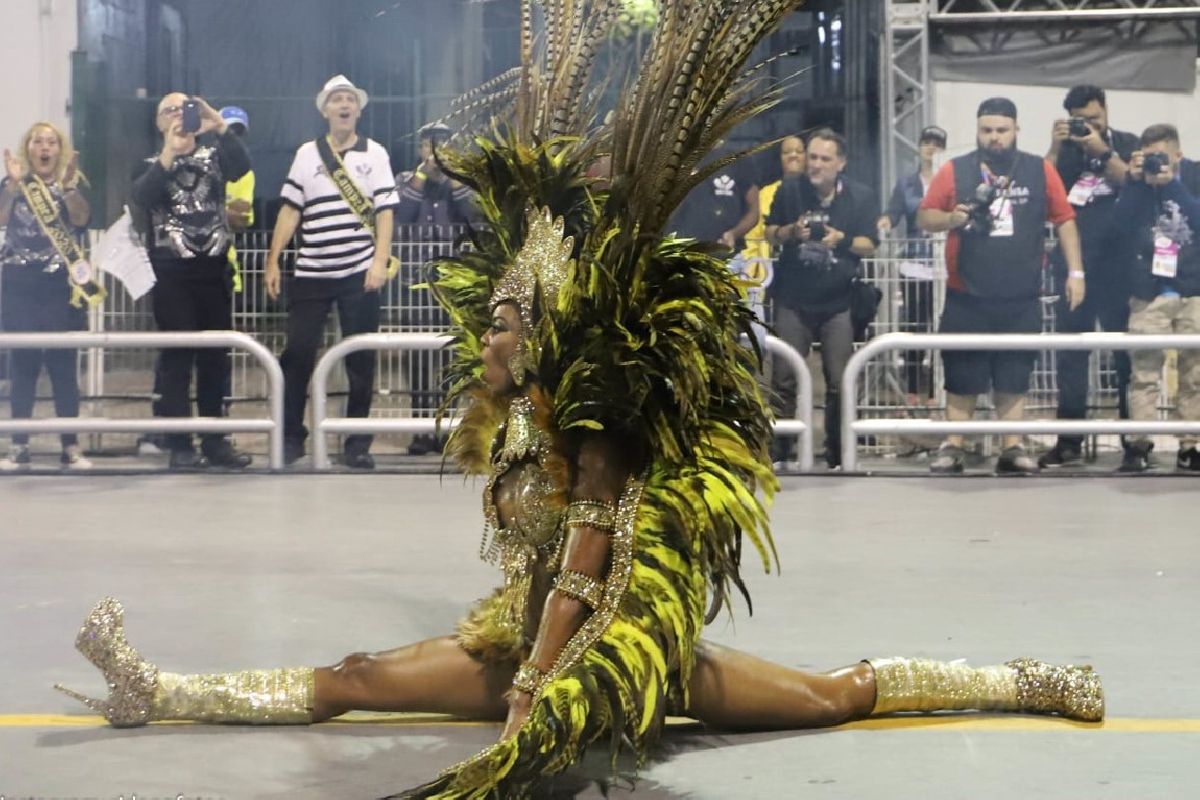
[1041,85,1139,468]
[918,97,1083,475]
[132,92,252,470]
[764,128,878,468]
[1111,124,1200,473]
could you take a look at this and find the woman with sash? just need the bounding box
[0,122,93,471]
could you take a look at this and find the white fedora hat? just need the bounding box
[315,74,368,111]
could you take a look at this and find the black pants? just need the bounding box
[281,273,381,454]
[2,262,85,447]
[902,279,935,395]
[772,304,854,462]
[150,259,232,453]
[1053,268,1131,449]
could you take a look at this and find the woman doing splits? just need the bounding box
[0,122,93,471]
[55,2,1104,797]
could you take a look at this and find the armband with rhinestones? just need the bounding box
[553,569,605,610]
[563,499,618,533]
[511,662,546,696]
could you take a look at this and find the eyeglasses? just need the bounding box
[157,105,183,117]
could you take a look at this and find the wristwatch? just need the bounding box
[1089,150,1114,172]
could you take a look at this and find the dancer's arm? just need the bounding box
[501,434,629,737]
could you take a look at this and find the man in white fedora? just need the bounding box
[266,74,399,468]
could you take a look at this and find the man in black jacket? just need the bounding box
[765,128,878,468]
[1041,85,1139,467]
[1111,124,1200,472]
[132,92,252,469]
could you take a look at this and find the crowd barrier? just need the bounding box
[307,332,815,471]
[840,332,1200,472]
[0,331,285,468]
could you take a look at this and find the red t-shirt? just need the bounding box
[921,159,1075,292]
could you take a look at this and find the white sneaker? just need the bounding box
[0,445,32,472]
[61,445,93,470]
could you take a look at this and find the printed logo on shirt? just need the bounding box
[1157,200,1194,247]
[713,174,736,197]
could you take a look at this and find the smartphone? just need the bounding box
[181,99,201,134]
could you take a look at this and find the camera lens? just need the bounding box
[1069,117,1091,138]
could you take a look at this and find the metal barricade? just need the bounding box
[311,333,455,469]
[311,333,815,472]
[840,332,1200,472]
[765,334,814,472]
[0,331,285,468]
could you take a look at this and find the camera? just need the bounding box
[181,99,201,134]
[1143,151,1170,177]
[1068,117,1092,138]
[962,182,999,235]
[803,210,830,242]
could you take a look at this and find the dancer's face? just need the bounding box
[481,302,521,394]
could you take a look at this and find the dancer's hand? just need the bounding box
[500,692,532,739]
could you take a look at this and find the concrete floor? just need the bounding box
[1,473,1197,799]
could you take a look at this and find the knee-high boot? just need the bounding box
[54,597,313,727]
[868,656,1104,722]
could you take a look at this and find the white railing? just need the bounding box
[840,332,1200,471]
[311,333,815,471]
[311,333,455,469]
[765,335,814,472]
[0,331,285,469]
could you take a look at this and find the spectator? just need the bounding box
[395,122,479,455]
[670,141,760,252]
[1040,85,1139,468]
[878,125,947,404]
[1112,124,1200,473]
[265,75,399,469]
[131,93,252,470]
[765,128,878,468]
[918,97,1084,475]
[0,122,92,470]
[743,134,806,262]
[220,106,255,291]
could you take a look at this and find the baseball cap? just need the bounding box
[976,97,1018,120]
[919,125,947,147]
[219,106,249,132]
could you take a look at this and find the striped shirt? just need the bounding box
[280,137,398,279]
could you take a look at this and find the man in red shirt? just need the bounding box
[918,97,1085,474]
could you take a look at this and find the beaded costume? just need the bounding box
[56,3,1104,798]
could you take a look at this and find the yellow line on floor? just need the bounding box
[3,713,1199,731]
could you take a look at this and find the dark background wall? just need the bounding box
[73,0,878,226]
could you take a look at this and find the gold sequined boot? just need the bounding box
[868,657,1104,722]
[54,597,314,727]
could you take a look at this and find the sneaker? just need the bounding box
[996,445,1039,475]
[283,439,305,466]
[824,448,842,470]
[61,445,93,470]
[0,445,31,472]
[1176,446,1200,472]
[929,443,965,474]
[1117,442,1153,474]
[344,451,376,470]
[136,436,165,456]
[168,448,209,470]
[1038,442,1082,469]
[203,439,252,469]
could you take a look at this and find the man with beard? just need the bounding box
[1040,85,1139,468]
[918,97,1084,474]
[765,128,879,469]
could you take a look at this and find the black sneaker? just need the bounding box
[929,444,965,474]
[1038,443,1082,469]
[283,439,305,466]
[1117,442,1153,473]
[168,448,209,470]
[344,451,376,470]
[407,435,442,456]
[203,440,252,469]
[1176,447,1200,472]
[996,445,1039,475]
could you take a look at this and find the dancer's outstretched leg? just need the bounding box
[56,598,513,726]
[686,641,1104,730]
